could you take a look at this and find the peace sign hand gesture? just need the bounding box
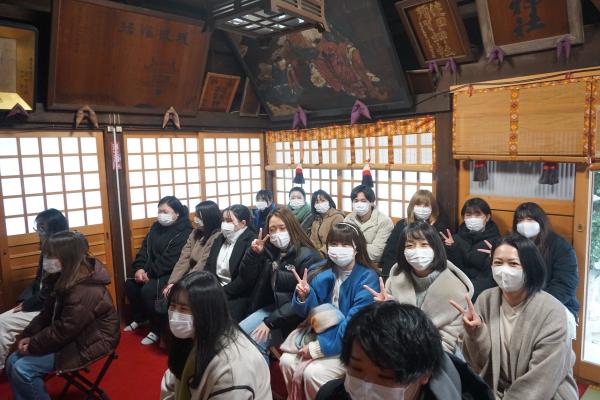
[364,277,393,302]
[292,268,310,302]
[251,228,271,254]
[449,294,482,332]
[439,229,454,246]
[477,240,493,256]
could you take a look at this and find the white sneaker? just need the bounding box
[141,332,159,345]
[123,320,148,332]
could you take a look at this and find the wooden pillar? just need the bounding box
[435,112,459,230]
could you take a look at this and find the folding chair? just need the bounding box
[57,351,118,400]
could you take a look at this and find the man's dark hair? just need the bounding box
[461,197,491,217]
[341,302,443,384]
[350,185,375,203]
[256,189,274,203]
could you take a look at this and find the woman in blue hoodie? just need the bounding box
[279,222,379,399]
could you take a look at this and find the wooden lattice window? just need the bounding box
[275,168,339,206]
[0,133,104,235]
[125,135,201,220]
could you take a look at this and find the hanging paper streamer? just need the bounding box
[473,160,488,182]
[556,36,571,63]
[350,100,371,125]
[162,106,181,129]
[292,106,307,129]
[75,105,99,129]
[444,58,458,75]
[427,61,440,77]
[486,46,505,68]
[539,162,559,185]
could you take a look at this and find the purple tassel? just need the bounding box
[556,36,571,62]
[350,100,371,125]
[444,58,458,75]
[427,61,440,76]
[292,106,307,129]
[6,103,29,119]
[487,46,505,68]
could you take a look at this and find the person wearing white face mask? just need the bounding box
[367,222,473,354]
[381,190,449,277]
[309,190,345,256]
[252,189,276,233]
[287,187,315,234]
[315,302,492,400]
[160,271,272,400]
[238,208,323,362]
[512,202,579,323]
[204,205,257,322]
[279,222,379,399]
[0,209,69,372]
[442,197,500,300]
[451,234,578,400]
[344,185,393,264]
[125,196,193,346]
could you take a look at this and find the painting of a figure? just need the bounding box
[240,0,412,119]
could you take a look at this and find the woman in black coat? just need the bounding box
[442,198,500,299]
[204,204,257,322]
[380,190,448,277]
[238,207,323,358]
[124,196,193,345]
[513,202,579,333]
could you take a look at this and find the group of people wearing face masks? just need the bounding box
[0,209,120,400]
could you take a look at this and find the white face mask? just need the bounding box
[158,212,176,226]
[256,201,268,211]
[413,206,432,221]
[43,257,62,274]
[168,310,194,339]
[517,220,540,239]
[270,231,291,249]
[194,217,203,227]
[404,247,435,272]
[328,246,355,268]
[353,202,371,217]
[492,265,525,293]
[315,201,331,214]
[344,374,406,400]
[289,198,305,210]
[221,221,239,240]
[464,217,486,232]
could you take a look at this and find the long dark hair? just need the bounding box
[158,196,189,220]
[491,234,546,297]
[168,271,237,389]
[314,222,376,275]
[310,190,337,215]
[44,231,93,293]
[35,208,69,241]
[512,202,551,259]
[394,221,447,276]
[194,201,222,242]
[224,204,255,232]
[266,207,316,251]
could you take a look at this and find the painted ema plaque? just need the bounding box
[48,0,211,115]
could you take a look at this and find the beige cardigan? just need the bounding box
[463,288,578,400]
[310,208,345,256]
[344,208,393,263]
[168,230,220,284]
[188,330,272,400]
[386,261,474,353]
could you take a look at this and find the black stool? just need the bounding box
[57,351,118,400]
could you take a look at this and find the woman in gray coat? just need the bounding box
[451,234,577,400]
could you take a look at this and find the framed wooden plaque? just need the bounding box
[0,21,37,111]
[198,72,240,112]
[48,0,211,115]
[476,0,584,56]
[239,78,261,116]
[395,0,473,66]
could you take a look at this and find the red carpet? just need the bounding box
[0,328,167,399]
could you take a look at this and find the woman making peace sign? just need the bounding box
[451,234,577,400]
[279,222,379,400]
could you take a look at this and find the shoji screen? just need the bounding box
[0,131,115,310]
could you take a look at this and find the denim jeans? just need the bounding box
[6,351,55,400]
[239,306,275,361]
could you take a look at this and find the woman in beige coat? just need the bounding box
[162,201,222,297]
[366,221,473,353]
[169,271,271,400]
[451,234,578,400]
[309,190,345,256]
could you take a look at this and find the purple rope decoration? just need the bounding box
[487,46,505,68]
[292,106,307,129]
[350,100,371,125]
[444,58,458,75]
[556,36,572,62]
